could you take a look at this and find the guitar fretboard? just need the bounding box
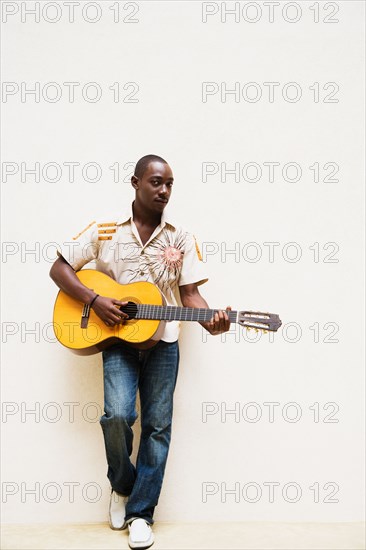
[134,304,238,323]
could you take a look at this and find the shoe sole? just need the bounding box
[109,521,128,530]
[128,542,154,550]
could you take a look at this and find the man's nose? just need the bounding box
[159,184,169,195]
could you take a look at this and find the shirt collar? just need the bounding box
[116,202,176,229]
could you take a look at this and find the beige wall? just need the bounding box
[1,1,364,524]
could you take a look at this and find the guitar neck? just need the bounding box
[135,304,237,323]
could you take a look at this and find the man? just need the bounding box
[50,155,231,549]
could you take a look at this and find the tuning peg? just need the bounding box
[254,328,259,333]
[263,330,268,334]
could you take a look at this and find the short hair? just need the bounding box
[134,154,168,179]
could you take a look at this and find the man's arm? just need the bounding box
[179,283,231,335]
[49,256,128,326]
[50,256,96,304]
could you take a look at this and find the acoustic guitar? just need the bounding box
[53,270,282,355]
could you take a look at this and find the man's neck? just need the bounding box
[132,200,162,227]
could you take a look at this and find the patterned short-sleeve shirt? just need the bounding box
[58,205,208,342]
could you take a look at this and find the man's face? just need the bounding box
[132,161,174,214]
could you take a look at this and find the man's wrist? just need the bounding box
[89,294,99,308]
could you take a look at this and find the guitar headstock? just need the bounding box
[237,311,282,332]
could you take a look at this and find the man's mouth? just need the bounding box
[155,199,168,203]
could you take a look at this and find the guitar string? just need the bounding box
[121,305,277,326]
[130,304,237,322]
[123,305,235,320]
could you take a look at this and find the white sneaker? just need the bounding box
[128,518,154,549]
[109,489,128,530]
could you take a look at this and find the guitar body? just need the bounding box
[53,270,166,355]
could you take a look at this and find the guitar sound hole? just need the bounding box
[119,301,138,320]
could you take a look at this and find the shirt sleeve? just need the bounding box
[179,233,208,287]
[57,220,100,271]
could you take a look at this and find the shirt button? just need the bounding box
[140,271,145,275]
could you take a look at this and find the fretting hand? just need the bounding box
[206,307,232,335]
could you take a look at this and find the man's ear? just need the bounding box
[131,175,139,190]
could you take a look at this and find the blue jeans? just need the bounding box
[100,340,180,525]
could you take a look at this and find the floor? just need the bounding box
[1,522,365,549]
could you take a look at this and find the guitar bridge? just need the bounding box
[80,303,90,328]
